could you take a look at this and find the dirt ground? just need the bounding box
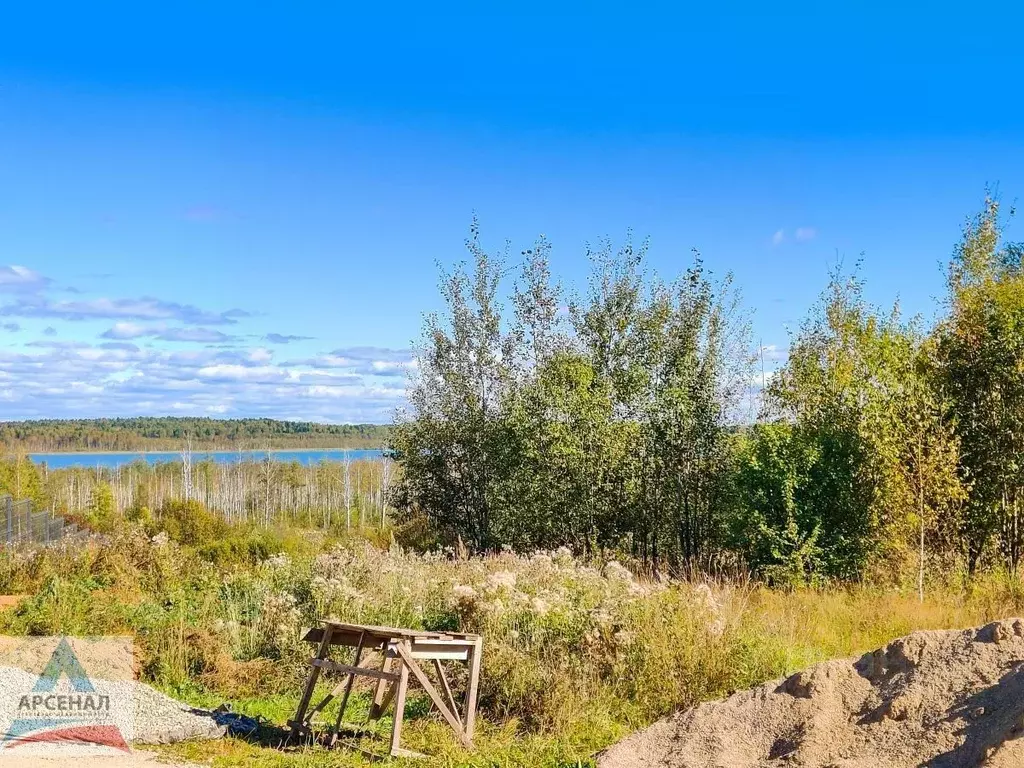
[0,751,198,767]
[599,619,1024,767]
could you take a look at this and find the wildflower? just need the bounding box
[530,552,553,567]
[603,561,634,583]
[693,583,720,612]
[485,598,506,615]
[453,584,478,601]
[485,571,517,591]
[266,552,291,569]
[531,597,551,616]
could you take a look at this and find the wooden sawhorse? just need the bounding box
[287,621,482,758]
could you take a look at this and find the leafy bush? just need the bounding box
[155,499,227,546]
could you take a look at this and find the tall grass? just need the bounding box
[3,522,1024,767]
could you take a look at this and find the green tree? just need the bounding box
[760,267,959,581]
[391,220,523,552]
[86,482,116,531]
[935,197,1024,573]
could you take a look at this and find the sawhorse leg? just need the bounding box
[388,641,411,757]
[288,625,334,741]
[329,630,367,745]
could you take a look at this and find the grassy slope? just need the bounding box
[2,523,1023,767]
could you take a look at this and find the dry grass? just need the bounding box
[3,525,1024,766]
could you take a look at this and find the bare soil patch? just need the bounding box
[598,619,1024,767]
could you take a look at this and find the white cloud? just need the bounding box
[287,347,415,377]
[265,332,314,344]
[101,322,150,340]
[0,341,406,423]
[758,343,787,362]
[247,347,273,363]
[0,265,404,422]
[795,227,817,242]
[0,266,52,293]
[772,229,785,246]
[101,322,234,343]
[1,296,248,325]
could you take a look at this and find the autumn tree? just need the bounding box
[935,197,1024,573]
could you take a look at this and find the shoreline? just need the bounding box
[19,447,383,456]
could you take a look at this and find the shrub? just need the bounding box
[155,499,226,546]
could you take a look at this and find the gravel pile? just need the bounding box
[130,684,228,744]
[599,619,1024,768]
[0,664,226,747]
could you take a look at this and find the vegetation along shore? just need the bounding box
[4,199,1024,766]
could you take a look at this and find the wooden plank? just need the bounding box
[290,624,334,739]
[310,658,401,683]
[394,641,472,749]
[382,640,473,661]
[409,641,472,661]
[331,630,366,743]
[369,655,395,720]
[432,659,459,717]
[305,623,480,648]
[388,644,411,757]
[375,682,397,720]
[303,628,388,649]
[303,678,349,721]
[321,621,468,639]
[464,636,483,740]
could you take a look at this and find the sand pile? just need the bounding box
[599,619,1024,768]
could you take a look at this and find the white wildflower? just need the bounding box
[603,561,634,582]
[453,584,478,601]
[553,546,574,565]
[266,552,292,569]
[531,597,551,616]
[485,571,517,591]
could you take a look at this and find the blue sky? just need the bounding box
[2,3,1024,423]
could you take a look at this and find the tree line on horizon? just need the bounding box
[390,199,1024,587]
[0,417,390,452]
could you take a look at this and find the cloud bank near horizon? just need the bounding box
[0,265,411,423]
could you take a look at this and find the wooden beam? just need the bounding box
[432,659,459,718]
[388,643,411,757]
[290,624,334,739]
[394,641,473,749]
[369,655,395,720]
[464,636,483,740]
[331,630,366,743]
[309,658,401,682]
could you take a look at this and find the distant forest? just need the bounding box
[0,417,391,452]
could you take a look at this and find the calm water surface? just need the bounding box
[29,449,385,469]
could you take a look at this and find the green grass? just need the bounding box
[4,523,1024,766]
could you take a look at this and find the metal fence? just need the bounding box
[1,495,83,546]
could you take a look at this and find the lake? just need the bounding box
[29,449,385,470]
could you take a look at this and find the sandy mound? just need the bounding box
[598,619,1024,768]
